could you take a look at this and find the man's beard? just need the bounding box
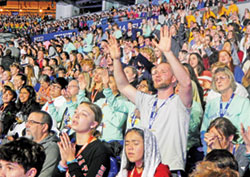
[25,129,34,140]
[154,83,171,90]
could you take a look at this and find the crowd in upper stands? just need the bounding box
[0,0,250,176]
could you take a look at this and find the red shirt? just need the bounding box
[127,163,171,177]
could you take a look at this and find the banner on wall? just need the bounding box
[97,16,158,32]
[31,29,78,42]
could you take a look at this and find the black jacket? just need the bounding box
[0,103,17,135]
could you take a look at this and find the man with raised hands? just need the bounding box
[108,26,192,177]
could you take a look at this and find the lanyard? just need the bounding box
[91,88,99,103]
[232,144,236,155]
[76,136,95,157]
[219,93,235,117]
[131,113,136,128]
[101,99,108,109]
[66,136,95,176]
[149,94,174,129]
[63,108,71,135]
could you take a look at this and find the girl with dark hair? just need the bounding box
[117,127,171,177]
[188,52,206,77]
[183,63,204,107]
[0,87,17,135]
[7,85,40,139]
[188,53,212,103]
[16,85,41,122]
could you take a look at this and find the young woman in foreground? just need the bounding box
[55,101,111,177]
[117,127,171,177]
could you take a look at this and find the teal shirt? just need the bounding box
[63,42,76,55]
[114,30,122,39]
[95,89,128,141]
[102,89,137,130]
[142,24,152,37]
[83,33,93,53]
[48,90,89,134]
[201,94,250,143]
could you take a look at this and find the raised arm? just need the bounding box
[107,36,137,104]
[153,26,192,108]
[241,123,250,154]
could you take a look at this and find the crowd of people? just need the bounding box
[0,0,250,176]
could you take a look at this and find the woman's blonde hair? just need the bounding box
[139,47,157,63]
[211,62,227,72]
[93,46,100,59]
[89,66,104,91]
[78,72,92,92]
[211,67,237,93]
[25,65,36,86]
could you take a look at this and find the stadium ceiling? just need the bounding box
[6,0,135,9]
[73,0,135,8]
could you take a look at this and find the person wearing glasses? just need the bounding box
[42,77,68,115]
[25,110,60,177]
[41,77,68,134]
[201,67,250,146]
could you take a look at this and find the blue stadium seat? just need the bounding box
[108,156,119,177]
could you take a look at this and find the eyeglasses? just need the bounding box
[51,84,61,90]
[136,84,148,89]
[67,85,79,89]
[215,75,229,82]
[25,120,44,125]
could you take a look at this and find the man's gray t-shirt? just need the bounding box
[135,91,190,170]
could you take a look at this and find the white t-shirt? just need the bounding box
[42,96,66,135]
[135,91,190,171]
